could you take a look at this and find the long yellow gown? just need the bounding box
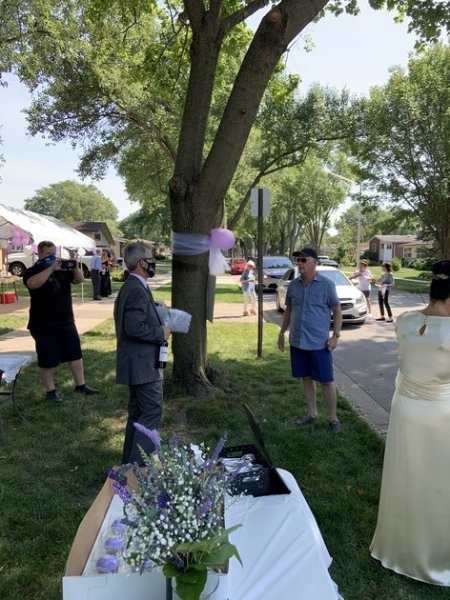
[370,311,450,586]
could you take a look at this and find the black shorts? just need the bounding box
[32,323,82,369]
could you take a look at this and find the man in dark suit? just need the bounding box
[114,241,171,464]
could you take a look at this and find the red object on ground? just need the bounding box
[0,292,16,304]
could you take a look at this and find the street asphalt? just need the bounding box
[0,274,429,436]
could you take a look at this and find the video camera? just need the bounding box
[60,259,77,270]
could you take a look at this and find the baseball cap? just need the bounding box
[292,247,318,260]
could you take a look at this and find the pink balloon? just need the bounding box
[210,228,235,250]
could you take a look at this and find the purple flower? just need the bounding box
[157,491,171,509]
[133,423,161,452]
[196,499,213,518]
[108,468,128,487]
[169,434,179,451]
[211,434,228,463]
[112,481,133,504]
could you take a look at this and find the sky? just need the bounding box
[0,1,417,222]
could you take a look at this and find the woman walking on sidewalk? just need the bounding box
[240,260,257,316]
[375,262,394,322]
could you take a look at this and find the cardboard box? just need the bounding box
[63,475,228,600]
[63,476,167,600]
[0,291,16,304]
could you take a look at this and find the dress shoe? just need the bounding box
[93,296,102,301]
[46,389,63,402]
[329,420,342,433]
[375,317,385,321]
[74,384,99,395]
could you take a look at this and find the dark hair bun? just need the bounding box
[432,260,450,276]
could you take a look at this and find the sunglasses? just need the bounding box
[294,257,309,264]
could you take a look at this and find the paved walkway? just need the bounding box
[0,275,428,436]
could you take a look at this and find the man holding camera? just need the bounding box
[23,240,99,402]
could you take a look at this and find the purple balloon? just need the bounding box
[210,228,235,250]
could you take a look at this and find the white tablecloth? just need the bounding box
[225,469,342,599]
[0,354,32,384]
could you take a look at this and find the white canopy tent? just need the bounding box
[0,204,96,251]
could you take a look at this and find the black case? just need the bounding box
[220,404,291,497]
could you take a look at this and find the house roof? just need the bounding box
[370,235,418,244]
[65,221,115,244]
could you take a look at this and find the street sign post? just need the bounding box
[251,188,270,357]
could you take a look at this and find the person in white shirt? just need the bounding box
[239,260,257,316]
[352,259,373,316]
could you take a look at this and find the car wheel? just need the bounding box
[276,293,284,313]
[9,262,25,277]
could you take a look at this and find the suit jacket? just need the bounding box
[114,275,165,385]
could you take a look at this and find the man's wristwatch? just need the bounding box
[333,333,341,338]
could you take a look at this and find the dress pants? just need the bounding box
[91,269,101,298]
[122,379,163,466]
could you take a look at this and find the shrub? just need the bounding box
[391,257,402,272]
[409,257,435,271]
[417,271,433,280]
[111,267,127,282]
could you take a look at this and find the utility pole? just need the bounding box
[326,172,362,263]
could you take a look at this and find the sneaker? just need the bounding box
[46,389,63,403]
[329,420,342,433]
[295,415,318,426]
[74,384,99,395]
[386,318,393,323]
[243,311,249,316]
[375,317,385,321]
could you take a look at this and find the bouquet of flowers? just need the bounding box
[108,425,242,600]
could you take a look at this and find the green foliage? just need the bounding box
[110,267,126,281]
[354,44,450,258]
[24,180,118,221]
[390,257,402,272]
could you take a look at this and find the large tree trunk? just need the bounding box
[170,0,329,392]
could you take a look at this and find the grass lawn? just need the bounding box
[155,282,242,304]
[0,320,446,599]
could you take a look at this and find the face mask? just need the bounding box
[37,254,57,268]
[142,260,156,278]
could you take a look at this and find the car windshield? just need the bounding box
[319,270,351,286]
[262,257,293,269]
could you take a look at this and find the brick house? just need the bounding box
[368,235,432,262]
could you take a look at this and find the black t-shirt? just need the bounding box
[23,263,76,332]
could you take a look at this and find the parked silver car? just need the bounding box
[276,265,367,324]
[257,256,294,291]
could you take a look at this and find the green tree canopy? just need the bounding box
[24,180,119,222]
[354,44,450,258]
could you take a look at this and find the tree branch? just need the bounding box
[222,0,270,33]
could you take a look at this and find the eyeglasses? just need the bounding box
[294,257,309,264]
[141,258,156,267]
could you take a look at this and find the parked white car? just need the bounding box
[276,265,367,324]
[6,250,94,278]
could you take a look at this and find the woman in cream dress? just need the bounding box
[370,260,450,586]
